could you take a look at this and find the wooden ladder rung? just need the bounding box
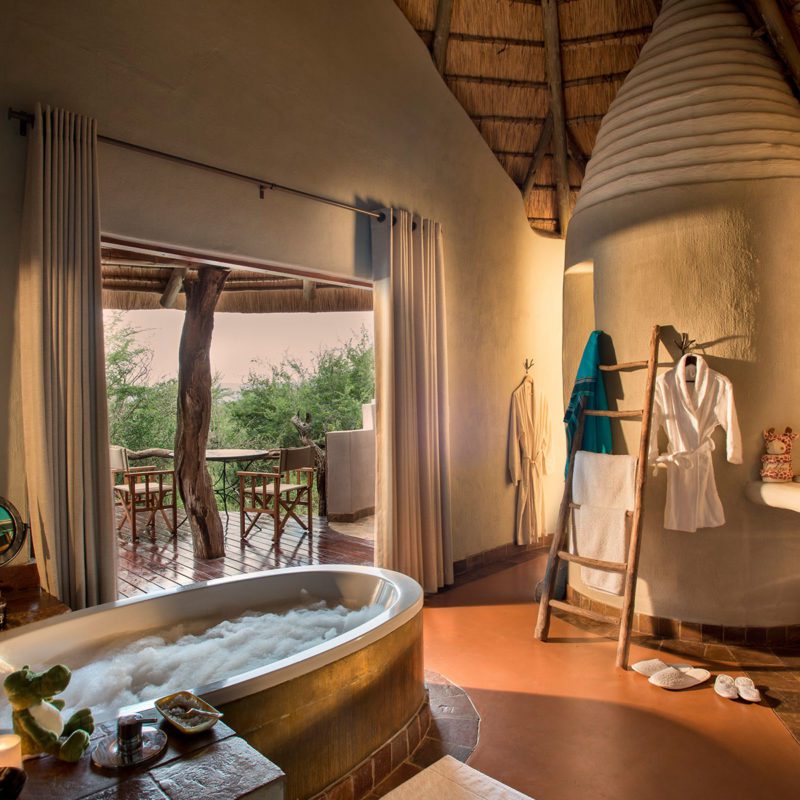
[569,502,632,518]
[599,360,649,372]
[549,598,621,626]
[584,409,643,418]
[557,550,627,573]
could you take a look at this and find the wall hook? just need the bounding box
[674,332,696,355]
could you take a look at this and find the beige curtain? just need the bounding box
[18,103,115,608]
[371,208,453,593]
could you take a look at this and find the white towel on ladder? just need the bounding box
[570,451,637,596]
[573,451,636,508]
[571,506,629,595]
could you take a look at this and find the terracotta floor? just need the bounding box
[423,553,800,800]
[116,510,374,599]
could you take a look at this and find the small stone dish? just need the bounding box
[154,691,223,734]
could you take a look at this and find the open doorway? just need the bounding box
[101,241,376,599]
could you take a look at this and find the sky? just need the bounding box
[104,309,373,388]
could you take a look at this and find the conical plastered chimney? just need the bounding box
[573,0,800,216]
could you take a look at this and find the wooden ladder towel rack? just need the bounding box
[535,324,661,669]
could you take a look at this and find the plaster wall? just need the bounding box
[0,0,566,562]
[561,269,595,406]
[326,428,375,520]
[566,179,800,626]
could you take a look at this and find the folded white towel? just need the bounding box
[571,505,629,595]
[573,451,636,509]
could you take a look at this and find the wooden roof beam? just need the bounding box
[566,128,589,176]
[527,181,582,191]
[522,112,553,203]
[472,113,606,125]
[159,266,187,309]
[445,70,630,90]
[542,0,572,236]
[432,0,454,74]
[738,0,800,93]
[643,0,662,19]
[105,280,309,294]
[416,26,653,51]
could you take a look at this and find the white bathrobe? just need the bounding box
[648,355,742,532]
[508,378,550,544]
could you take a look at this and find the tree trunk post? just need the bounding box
[291,413,327,517]
[175,267,228,559]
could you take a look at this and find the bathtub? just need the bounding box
[0,565,425,798]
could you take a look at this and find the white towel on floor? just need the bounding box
[571,506,629,595]
[382,756,534,800]
[570,452,636,595]
[573,451,636,507]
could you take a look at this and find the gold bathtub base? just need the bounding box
[221,613,425,800]
[311,695,431,800]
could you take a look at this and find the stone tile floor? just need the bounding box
[366,670,481,799]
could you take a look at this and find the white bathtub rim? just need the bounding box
[0,565,423,722]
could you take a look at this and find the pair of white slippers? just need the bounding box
[632,659,762,702]
[632,658,710,690]
[713,674,762,703]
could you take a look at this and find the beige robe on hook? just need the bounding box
[508,377,550,544]
[648,354,742,532]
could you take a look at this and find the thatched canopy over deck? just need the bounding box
[101,248,373,314]
[394,0,800,236]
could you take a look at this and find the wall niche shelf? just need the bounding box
[745,481,800,513]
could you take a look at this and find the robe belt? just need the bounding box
[523,453,546,473]
[654,437,715,471]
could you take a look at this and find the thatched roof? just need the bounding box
[393,0,800,237]
[101,248,372,314]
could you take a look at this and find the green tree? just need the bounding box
[105,316,374,453]
[221,328,375,448]
[105,314,179,451]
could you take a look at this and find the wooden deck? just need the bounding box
[116,510,374,599]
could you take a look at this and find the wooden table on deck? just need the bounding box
[204,448,279,526]
[154,448,279,533]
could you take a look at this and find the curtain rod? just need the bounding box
[8,108,386,222]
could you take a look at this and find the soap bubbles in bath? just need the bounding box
[3,599,381,723]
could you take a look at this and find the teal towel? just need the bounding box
[564,330,612,476]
